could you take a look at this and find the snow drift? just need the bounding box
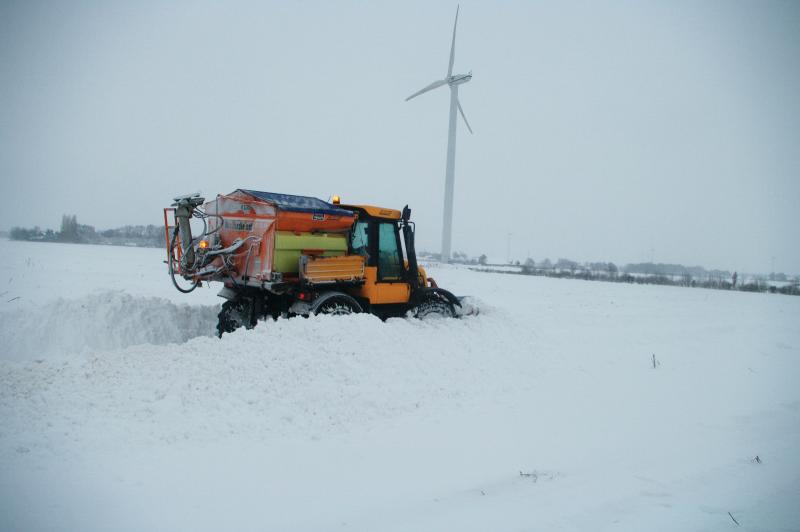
[0,291,219,361]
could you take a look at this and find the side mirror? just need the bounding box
[402,205,411,222]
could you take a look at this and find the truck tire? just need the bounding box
[311,292,363,316]
[217,299,250,337]
[413,292,455,319]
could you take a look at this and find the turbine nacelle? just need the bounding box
[448,71,472,86]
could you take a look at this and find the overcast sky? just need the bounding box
[1,0,798,273]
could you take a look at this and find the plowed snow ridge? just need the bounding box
[1,295,516,453]
[0,292,220,360]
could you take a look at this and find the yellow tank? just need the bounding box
[272,231,348,273]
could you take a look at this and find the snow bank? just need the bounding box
[0,303,513,455]
[0,291,219,361]
[2,241,799,532]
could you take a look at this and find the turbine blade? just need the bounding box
[405,79,448,101]
[447,5,459,78]
[457,98,473,134]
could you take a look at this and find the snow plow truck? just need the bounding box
[164,189,465,336]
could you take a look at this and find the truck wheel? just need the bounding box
[413,294,455,319]
[312,292,362,316]
[217,300,248,337]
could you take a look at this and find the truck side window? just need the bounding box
[378,222,402,281]
[351,221,369,259]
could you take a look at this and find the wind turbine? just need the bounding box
[406,6,472,263]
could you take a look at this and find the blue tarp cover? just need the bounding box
[237,189,355,217]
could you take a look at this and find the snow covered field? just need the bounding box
[1,239,798,531]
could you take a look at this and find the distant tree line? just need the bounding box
[623,262,732,279]
[417,250,488,265]
[9,214,166,248]
[468,257,800,297]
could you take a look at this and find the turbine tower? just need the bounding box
[406,6,472,263]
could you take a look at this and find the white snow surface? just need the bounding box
[1,239,799,531]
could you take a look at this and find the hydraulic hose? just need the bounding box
[169,227,200,294]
